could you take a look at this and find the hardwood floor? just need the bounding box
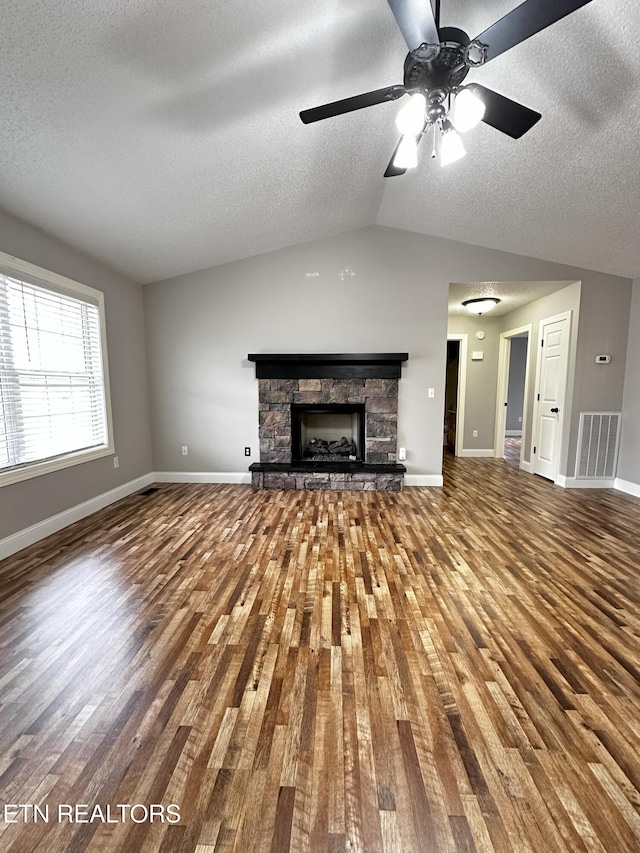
[503,437,521,466]
[1,458,640,852]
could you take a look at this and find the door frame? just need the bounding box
[494,323,533,469]
[446,333,468,457]
[531,310,572,482]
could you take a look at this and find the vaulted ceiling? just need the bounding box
[1,1,638,284]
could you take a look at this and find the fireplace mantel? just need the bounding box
[247,353,408,380]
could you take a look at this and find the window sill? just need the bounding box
[0,444,115,488]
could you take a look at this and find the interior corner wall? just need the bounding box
[569,278,633,479]
[618,278,640,487]
[143,224,629,481]
[0,209,153,540]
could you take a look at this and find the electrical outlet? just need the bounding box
[398,447,406,461]
[244,447,251,457]
[428,387,435,398]
[181,445,188,456]
[473,430,478,438]
[113,456,119,468]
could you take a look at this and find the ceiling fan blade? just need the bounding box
[467,83,541,139]
[474,0,594,64]
[386,0,439,52]
[300,85,405,124]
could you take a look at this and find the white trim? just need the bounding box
[404,474,444,487]
[460,449,495,458]
[505,430,522,437]
[556,475,615,489]
[154,471,251,484]
[0,473,153,561]
[494,324,532,465]
[520,459,533,473]
[614,478,640,498]
[447,333,467,457]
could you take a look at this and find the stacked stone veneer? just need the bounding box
[252,377,402,491]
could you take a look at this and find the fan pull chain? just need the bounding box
[431,123,437,159]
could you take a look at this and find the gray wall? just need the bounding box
[144,224,631,479]
[506,337,527,432]
[0,209,153,539]
[446,278,632,478]
[569,279,633,478]
[446,313,502,451]
[619,279,640,486]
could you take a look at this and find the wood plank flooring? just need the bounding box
[1,457,640,852]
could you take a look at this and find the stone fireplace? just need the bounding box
[248,353,407,490]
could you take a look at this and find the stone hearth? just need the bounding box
[248,354,407,491]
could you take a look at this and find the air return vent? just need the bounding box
[576,412,621,479]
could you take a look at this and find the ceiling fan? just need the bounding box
[299,0,594,176]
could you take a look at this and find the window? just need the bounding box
[0,252,113,486]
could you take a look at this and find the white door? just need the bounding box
[533,314,571,480]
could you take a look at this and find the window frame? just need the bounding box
[0,251,114,488]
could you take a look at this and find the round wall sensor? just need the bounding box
[475,331,486,340]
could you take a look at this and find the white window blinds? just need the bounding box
[0,272,109,476]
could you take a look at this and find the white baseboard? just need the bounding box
[556,475,616,489]
[154,471,252,484]
[404,474,444,487]
[614,477,640,498]
[505,430,522,437]
[459,449,495,458]
[0,473,154,561]
[520,460,533,473]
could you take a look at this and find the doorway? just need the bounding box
[445,333,467,457]
[494,325,532,469]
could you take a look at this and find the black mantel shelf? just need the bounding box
[247,352,408,380]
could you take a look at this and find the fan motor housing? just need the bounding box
[404,27,471,94]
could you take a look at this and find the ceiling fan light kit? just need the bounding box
[300,0,594,176]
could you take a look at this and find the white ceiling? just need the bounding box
[1,0,639,285]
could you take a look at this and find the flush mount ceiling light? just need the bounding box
[300,0,594,176]
[463,297,501,315]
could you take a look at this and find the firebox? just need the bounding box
[292,404,366,463]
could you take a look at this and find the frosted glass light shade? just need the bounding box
[393,135,419,169]
[395,93,426,136]
[452,87,486,133]
[440,126,466,166]
[463,298,500,314]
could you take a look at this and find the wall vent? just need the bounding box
[576,412,622,479]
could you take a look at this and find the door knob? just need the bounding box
[550,407,559,413]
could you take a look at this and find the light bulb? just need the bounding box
[440,124,466,166]
[393,135,419,170]
[395,93,426,136]
[452,87,486,133]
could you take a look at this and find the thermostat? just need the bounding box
[595,354,611,364]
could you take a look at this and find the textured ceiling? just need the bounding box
[1,0,638,284]
[448,280,575,316]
